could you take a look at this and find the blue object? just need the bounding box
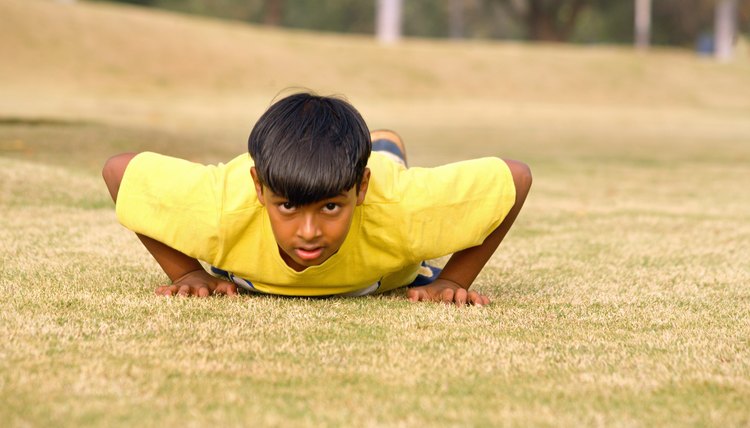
[696,32,715,55]
[407,262,442,287]
[372,138,406,164]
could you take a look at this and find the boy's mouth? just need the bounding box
[295,247,324,261]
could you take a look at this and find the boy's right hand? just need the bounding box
[155,269,238,297]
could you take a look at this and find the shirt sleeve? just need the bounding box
[115,152,223,262]
[398,157,516,261]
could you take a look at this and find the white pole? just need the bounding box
[449,0,464,39]
[715,0,738,61]
[376,0,403,44]
[634,0,651,50]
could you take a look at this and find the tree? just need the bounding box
[494,0,592,41]
[264,0,284,26]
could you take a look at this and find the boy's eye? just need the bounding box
[280,202,295,211]
[323,203,340,212]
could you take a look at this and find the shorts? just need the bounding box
[210,261,441,295]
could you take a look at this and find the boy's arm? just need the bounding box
[407,159,532,306]
[102,153,237,297]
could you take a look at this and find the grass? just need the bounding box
[1,0,750,426]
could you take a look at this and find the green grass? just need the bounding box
[1,0,750,426]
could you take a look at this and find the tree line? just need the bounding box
[93,0,750,47]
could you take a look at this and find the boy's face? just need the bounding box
[251,168,370,272]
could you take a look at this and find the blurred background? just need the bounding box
[1,0,749,168]
[67,0,747,66]
[87,0,750,51]
[2,0,748,137]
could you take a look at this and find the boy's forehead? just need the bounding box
[264,186,353,200]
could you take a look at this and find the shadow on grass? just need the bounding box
[0,116,95,127]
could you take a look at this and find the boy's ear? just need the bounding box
[356,168,371,206]
[250,167,265,205]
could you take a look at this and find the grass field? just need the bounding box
[2,0,750,426]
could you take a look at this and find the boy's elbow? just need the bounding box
[503,159,532,200]
[102,152,138,202]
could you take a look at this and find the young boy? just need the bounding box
[102,92,531,306]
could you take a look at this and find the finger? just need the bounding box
[215,282,238,296]
[161,285,178,296]
[177,285,191,297]
[441,287,454,304]
[467,290,481,306]
[197,286,210,298]
[406,288,423,302]
[475,292,490,306]
[469,291,490,306]
[454,288,467,307]
[468,291,487,306]
[155,285,169,296]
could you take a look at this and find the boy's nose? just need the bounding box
[297,214,321,241]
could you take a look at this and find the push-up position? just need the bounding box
[102,92,531,306]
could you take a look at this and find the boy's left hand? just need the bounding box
[406,279,490,307]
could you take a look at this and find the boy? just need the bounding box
[102,92,531,306]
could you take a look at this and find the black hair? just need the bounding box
[248,92,371,206]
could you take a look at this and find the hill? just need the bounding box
[2,0,750,131]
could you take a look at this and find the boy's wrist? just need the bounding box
[172,268,209,284]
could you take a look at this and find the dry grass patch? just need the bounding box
[1,0,750,425]
[1,116,749,426]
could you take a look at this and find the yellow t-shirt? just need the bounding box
[116,152,516,296]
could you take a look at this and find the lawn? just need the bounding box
[1,0,749,426]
